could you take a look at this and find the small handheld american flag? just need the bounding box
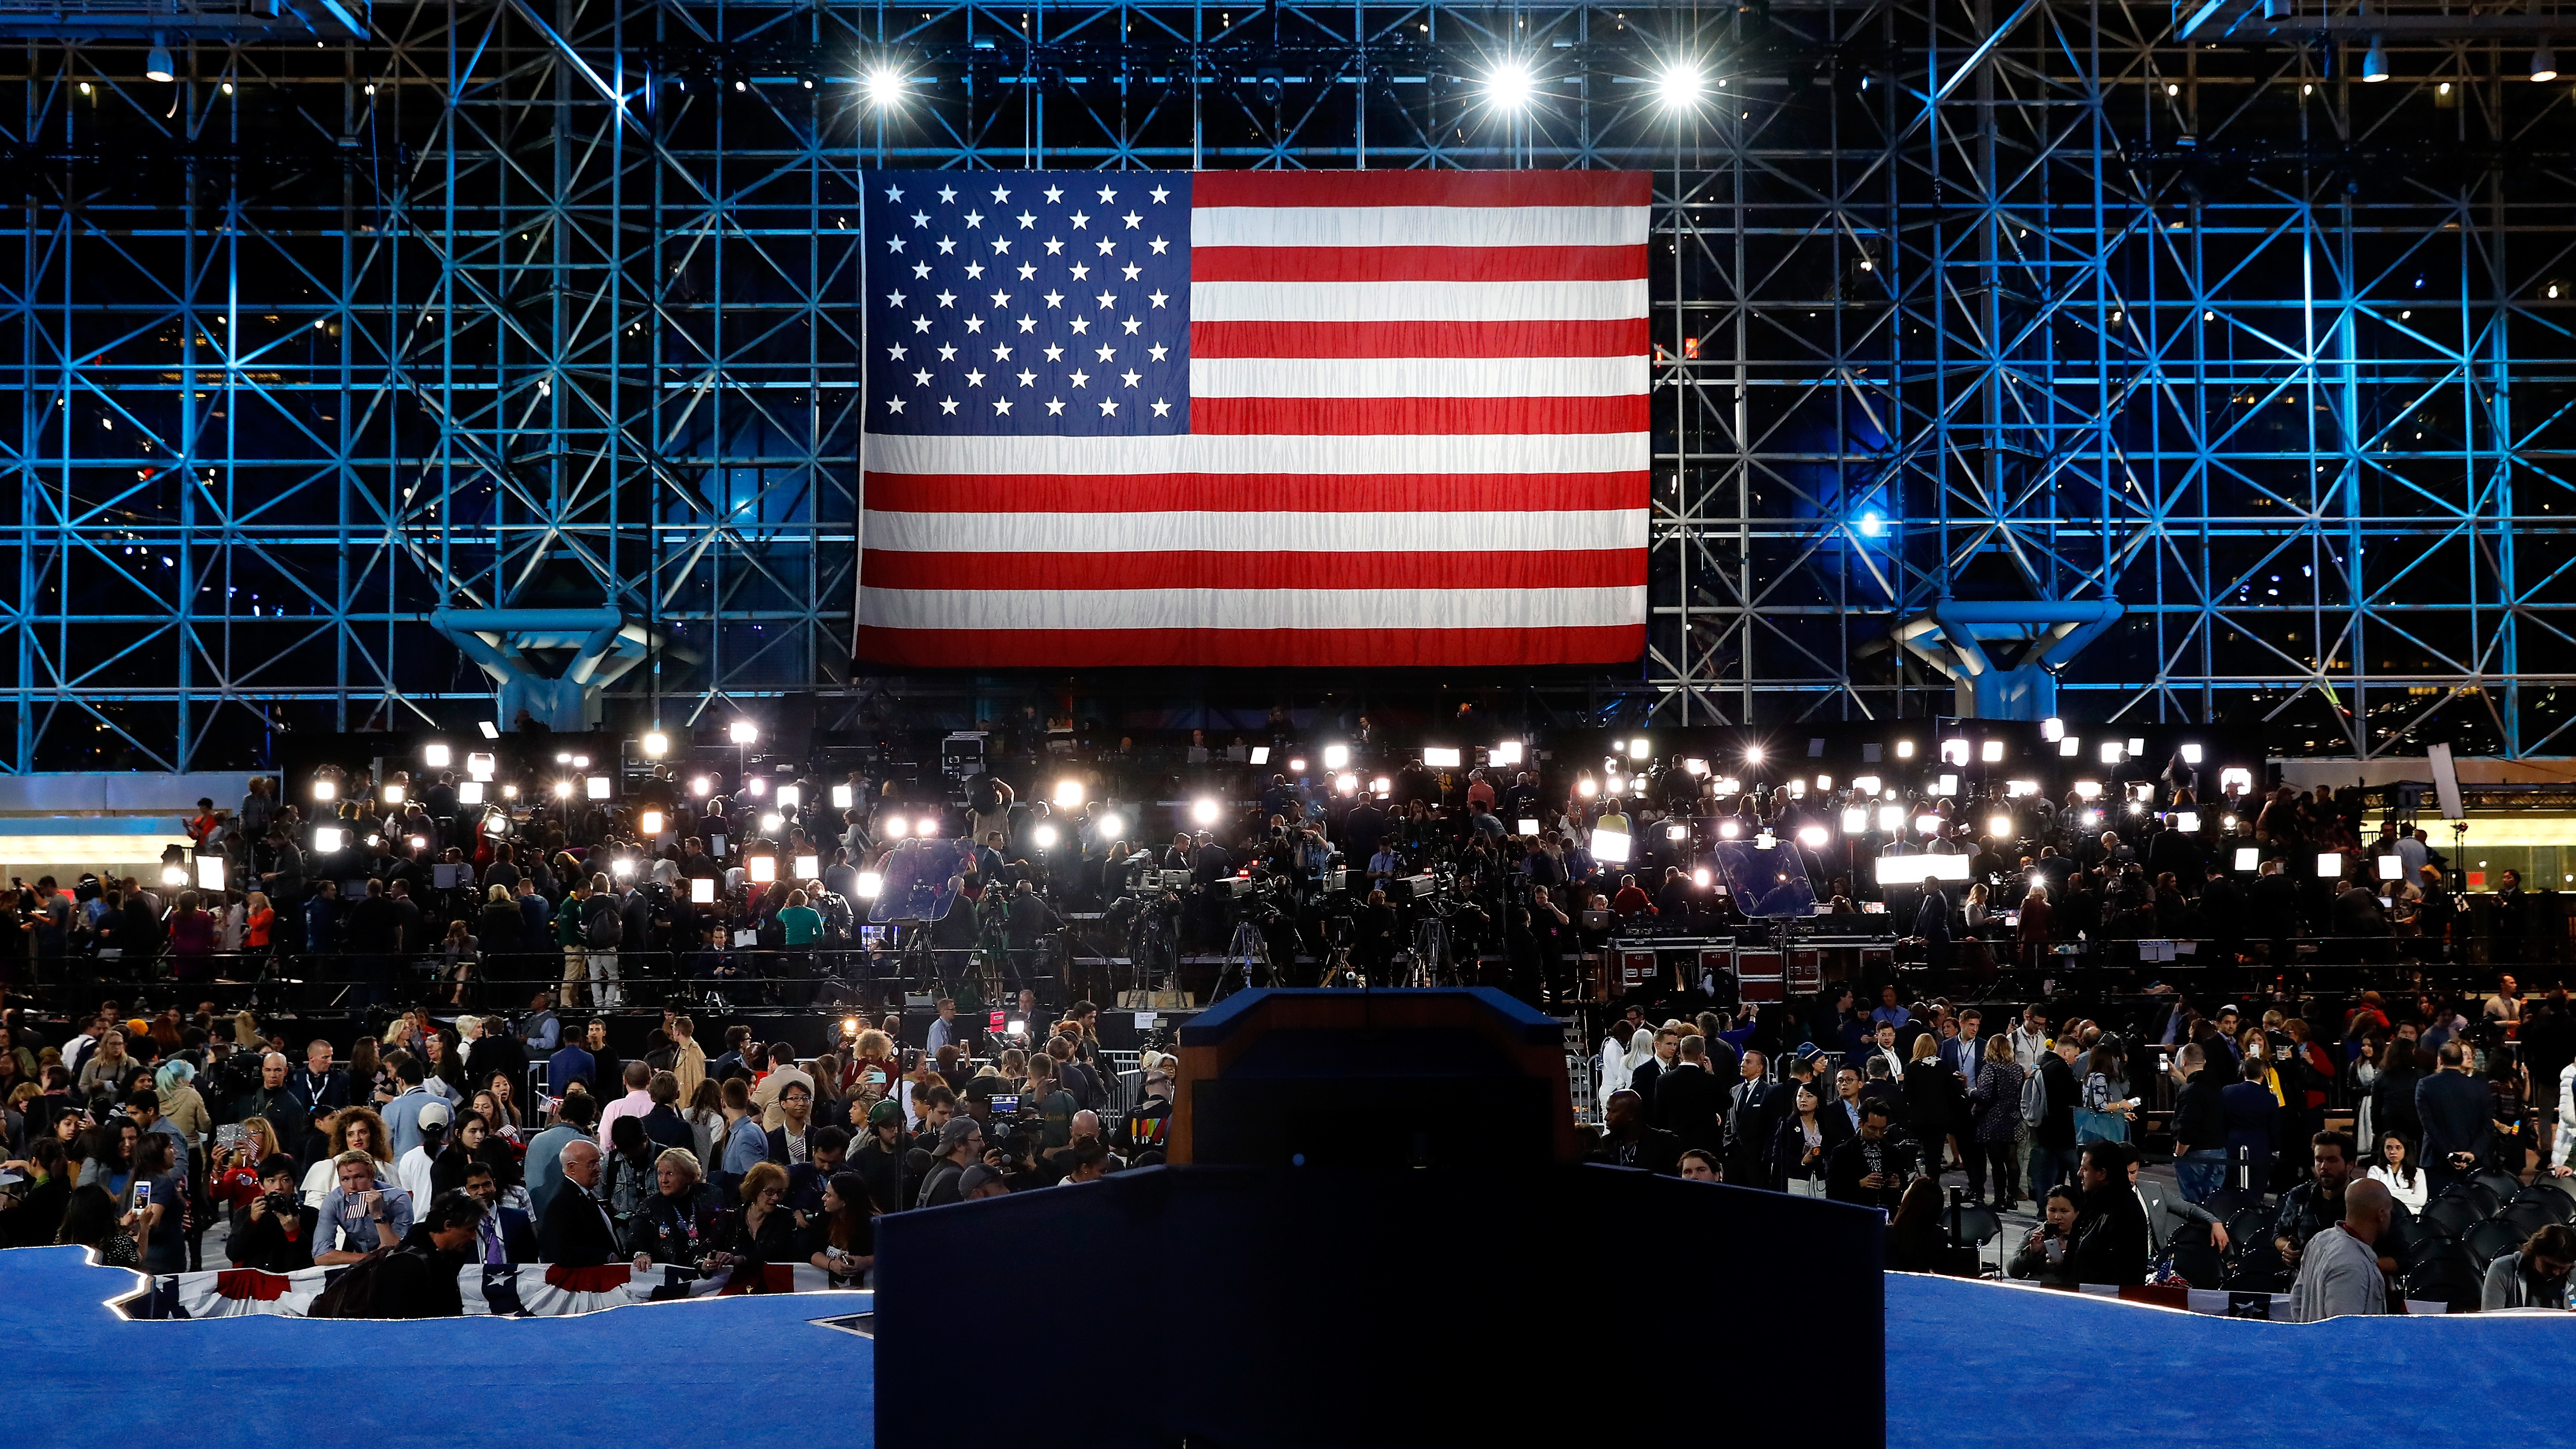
[856,170,1652,669]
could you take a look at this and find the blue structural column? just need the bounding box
[1895,601,2125,721]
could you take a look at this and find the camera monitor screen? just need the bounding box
[864,836,980,925]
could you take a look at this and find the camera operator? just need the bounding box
[230,1155,320,1272]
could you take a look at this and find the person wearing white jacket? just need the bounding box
[2550,1060,2576,1177]
[1598,1023,1636,1111]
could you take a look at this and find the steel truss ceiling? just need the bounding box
[0,2,2568,767]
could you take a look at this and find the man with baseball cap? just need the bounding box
[852,1098,911,1219]
[916,1115,985,1209]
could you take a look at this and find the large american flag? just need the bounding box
[854,170,1651,669]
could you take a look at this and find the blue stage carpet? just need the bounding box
[0,1248,872,1449]
[1889,1272,2575,1446]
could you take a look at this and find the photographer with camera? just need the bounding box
[229,1155,320,1272]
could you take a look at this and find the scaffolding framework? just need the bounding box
[1,1,2571,768]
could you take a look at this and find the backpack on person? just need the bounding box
[2083,1071,2114,1114]
[306,1244,397,1319]
[583,894,624,949]
[2020,1061,2049,1127]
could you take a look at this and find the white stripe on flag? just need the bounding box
[1188,355,1649,399]
[1189,278,1650,323]
[858,585,1648,632]
[862,509,1644,554]
[860,430,1648,477]
[1191,204,1650,249]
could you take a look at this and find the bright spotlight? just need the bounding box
[1692,866,1713,888]
[1667,824,1690,842]
[1323,744,1350,770]
[831,784,854,809]
[1657,60,1703,108]
[312,777,337,802]
[1855,510,1885,539]
[1485,59,1536,109]
[729,720,758,744]
[1841,807,1868,832]
[553,781,574,798]
[1371,777,1392,797]
[777,785,801,809]
[2317,851,2344,878]
[2361,36,2390,83]
[760,812,783,835]
[1915,815,1945,837]
[793,854,820,879]
[1797,824,1830,850]
[749,855,777,884]
[865,65,905,106]
[2040,717,2065,742]
[2074,780,2102,799]
[855,871,882,899]
[477,720,501,740]
[2536,43,2560,82]
[1980,740,2005,763]
[423,743,452,769]
[1054,779,1085,808]
[640,810,665,835]
[2180,743,2204,765]
[1491,741,1524,766]
[1877,805,1905,832]
[642,731,668,758]
[314,826,344,853]
[689,776,712,797]
[145,43,174,83]
[1576,777,1598,799]
[382,784,405,805]
[587,776,611,800]
[1742,745,1764,765]
[884,816,910,839]
[692,877,717,904]
[1033,824,1058,849]
[611,856,637,878]
[2060,737,2082,758]
[1590,828,1631,864]
[1191,798,1221,826]
[1853,775,1882,796]
[1629,738,1651,762]
[1987,815,2014,838]
[746,777,767,797]
[1337,774,1361,796]
[162,863,188,886]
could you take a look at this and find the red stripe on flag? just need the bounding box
[543,1264,633,1293]
[1191,171,1652,209]
[1190,319,1649,358]
[862,548,1646,592]
[1189,395,1648,436]
[860,470,1647,514]
[855,625,1645,669]
[1192,244,1646,283]
[214,1268,289,1301]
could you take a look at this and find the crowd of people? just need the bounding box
[0,996,1172,1316]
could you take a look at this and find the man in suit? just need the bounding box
[2070,1141,2152,1286]
[461,1160,539,1265]
[1588,1089,1682,1175]
[2128,1155,2228,1255]
[537,1139,620,1266]
[1649,1035,1725,1155]
[2029,1037,2081,1192]
[2416,1041,2493,1194]
[1940,1009,1984,1082]
[288,1040,350,1118]
[2219,1053,2281,1199]
[1628,1028,1676,1108]
[1724,1049,1775,1185]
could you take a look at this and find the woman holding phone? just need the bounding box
[2007,1185,2084,1288]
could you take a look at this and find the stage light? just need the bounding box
[145,42,174,83]
[365,835,382,848]
[1667,824,1689,841]
[1371,777,1392,797]
[2536,42,2560,82]
[729,721,758,744]
[865,65,904,106]
[312,777,337,802]
[794,854,820,879]
[1422,747,1462,768]
[2041,718,2065,742]
[486,811,511,833]
[749,855,777,884]
[2174,811,2201,832]
[554,781,574,798]
[2317,852,2344,878]
[1934,774,1959,797]
[1657,60,1703,108]
[315,826,344,852]
[1741,744,1762,765]
[1855,509,1886,538]
[1853,774,1881,795]
[2373,854,2404,881]
[2101,742,2125,765]
[1631,739,1653,761]
[2006,779,2038,797]
[1842,807,1869,832]
[407,835,426,852]
[884,816,910,838]
[777,785,801,809]
[1097,813,1126,839]
[382,783,405,805]
[1786,779,1807,799]
[1913,814,1943,836]
[1591,828,1631,863]
[1338,774,1360,796]
[466,751,495,780]
[1518,818,1540,836]
[854,871,881,899]
[1033,824,1058,849]
[642,731,668,758]
[1191,798,1221,826]
[747,777,767,797]
[477,720,500,739]
[500,785,518,799]
[1324,744,1350,770]
[1815,774,1834,791]
[2224,815,2238,830]
[690,776,711,797]
[1052,779,1086,810]
[1982,815,2013,840]
[760,812,784,834]
[161,863,187,886]
[2127,737,2146,757]
[2080,808,2101,827]
[830,784,854,810]
[612,856,636,878]
[587,776,611,800]
[1877,804,1905,832]
[1685,758,1710,776]
[2075,780,2102,799]
[1940,738,1969,767]
[1715,777,1742,796]
[556,752,573,764]
[1717,820,1740,840]
[1604,774,1626,794]
[691,877,716,904]
[2220,767,2254,795]
[1895,740,1916,759]
[196,857,225,891]
[2126,801,2146,815]
[1576,777,1598,799]
[1980,740,2005,763]
[2060,737,2081,758]
[1492,741,1524,766]
[1798,824,1830,850]
[1289,758,1309,773]
[2360,37,2389,82]
[1692,866,1713,888]
[1485,59,1535,109]
[2234,847,2260,871]
[1875,854,1971,886]
[2179,743,2204,765]
[640,810,665,836]
[423,743,452,769]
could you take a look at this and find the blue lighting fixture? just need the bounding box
[1856,510,1887,539]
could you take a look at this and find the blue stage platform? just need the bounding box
[0,1247,874,1448]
